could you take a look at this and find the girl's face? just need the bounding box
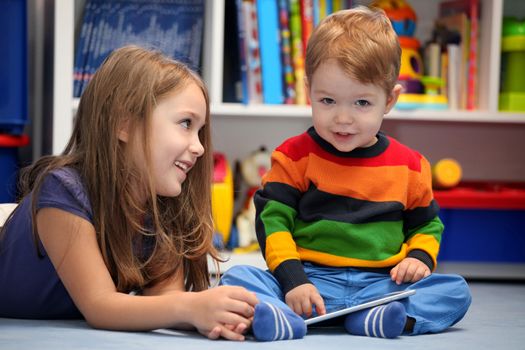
[307,59,400,153]
[148,82,207,197]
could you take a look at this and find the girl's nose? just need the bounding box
[190,134,205,157]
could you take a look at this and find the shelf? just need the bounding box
[72,98,525,123]
[211,102,525,124]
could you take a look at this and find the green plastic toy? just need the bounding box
[499,17,525,112]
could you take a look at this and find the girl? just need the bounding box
[0,46,258,340]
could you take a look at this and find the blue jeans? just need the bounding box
[219,263,472,335]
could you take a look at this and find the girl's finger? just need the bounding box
[227,299,255,318]
[219,325,246,341]
[206,326,222,340]
[225,287,259,306]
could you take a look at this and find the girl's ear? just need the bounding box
[117,118,130,143]
[385,84,402,114]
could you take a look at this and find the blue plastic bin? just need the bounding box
[0,0,28,134]
[435,183,525,263]
[0,134,29,203]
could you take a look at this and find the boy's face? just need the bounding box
[307,59,400,153]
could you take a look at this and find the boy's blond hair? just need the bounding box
[305,6,401,94]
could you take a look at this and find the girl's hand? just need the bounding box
[285,283,326,318]
[390,257,431,285]
[190,286,258,341]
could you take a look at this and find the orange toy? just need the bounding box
[432,158,462,189]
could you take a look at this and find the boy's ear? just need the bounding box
[385,84,402,114]
[304,76,313,104]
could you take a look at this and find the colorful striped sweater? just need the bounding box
[254,127,443,293]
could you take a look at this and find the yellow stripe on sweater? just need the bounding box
[406,233,440,271]
[296,244,410,268]
[265,231,301,271]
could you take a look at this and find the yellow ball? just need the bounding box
[432,159,462,189]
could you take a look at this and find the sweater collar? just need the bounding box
[307,126,389,158]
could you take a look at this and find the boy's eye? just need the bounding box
[355,99,370,107]
[320,97,335,105]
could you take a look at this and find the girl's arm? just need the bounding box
[36,207,257,340]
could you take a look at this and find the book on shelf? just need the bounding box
[440,46,449,100]
[439,0,480,110]
[332,0,350,12]
[312,0,337,26]
[223,0,244,103]
[257,0,285,104]
[300,0,314,57]
[73,0,205,98]
[289,0,307,105]
[436,11,470,110]
[224,0,355,106]
[278,0,296,104]
[446,43,461,110]
[424,42,442,79]
[241,0,263,104]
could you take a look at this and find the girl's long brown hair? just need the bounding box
[9,46,218,292]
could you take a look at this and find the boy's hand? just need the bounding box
[285,284,326,318]
[390,257,431,285]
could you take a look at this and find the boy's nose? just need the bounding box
[334,109,354,124]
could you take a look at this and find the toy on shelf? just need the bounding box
[432,158,462,190]
[371,0,447,110]
[230,146,271,253]
[499,17,525,112]
[211,152,234,248]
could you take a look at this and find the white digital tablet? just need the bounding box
[305,289,416,326]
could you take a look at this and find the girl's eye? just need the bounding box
[320,97,335,105]
[355,99,371,107]
[179,119,192,129]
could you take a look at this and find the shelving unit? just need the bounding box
[59,0,525,178]
[61,0,525,124]
[53,0,525,278]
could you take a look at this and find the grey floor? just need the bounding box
[1,281,524,350]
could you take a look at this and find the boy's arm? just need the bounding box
[405,216,444,271]
[254,150,312,294]
[404,156,444,271]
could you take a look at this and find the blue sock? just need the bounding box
[344,301,406,339]
[252,302,307,341]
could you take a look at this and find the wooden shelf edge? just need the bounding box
[210,102,525,123]
[72,99,525,124]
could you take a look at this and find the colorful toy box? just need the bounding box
[435,182,525,263]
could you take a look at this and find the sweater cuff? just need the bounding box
[273,259,312,295]
[408,249,435,271]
